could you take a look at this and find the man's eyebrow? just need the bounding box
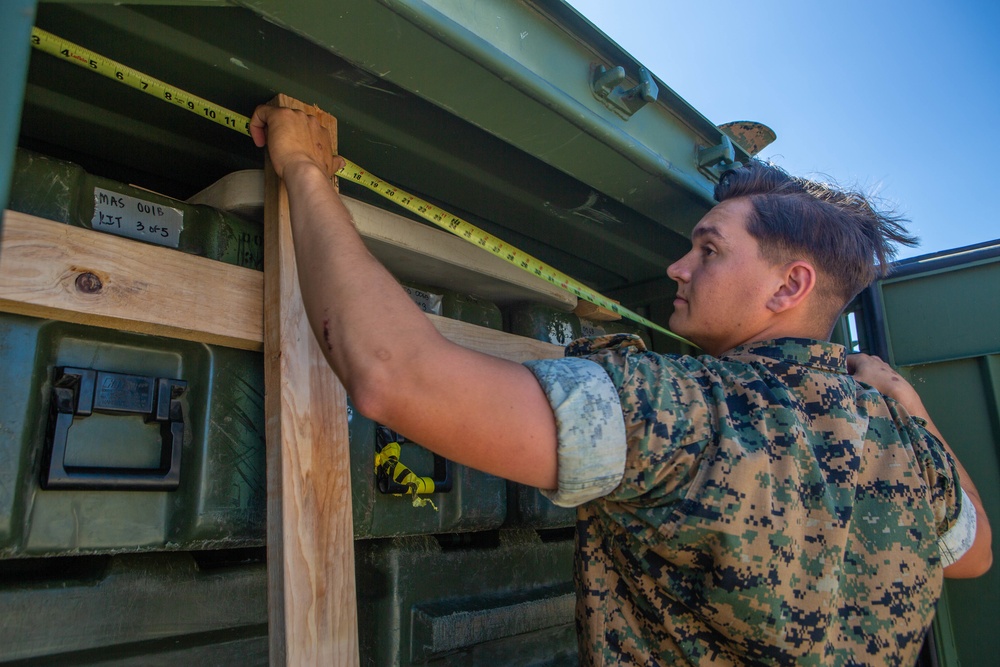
[692,225,726,242]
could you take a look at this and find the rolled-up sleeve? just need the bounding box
[523,357,627,507]
[903,412,978,567]
[939,488,977,567]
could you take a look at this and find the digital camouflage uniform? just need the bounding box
[524,334,976,667]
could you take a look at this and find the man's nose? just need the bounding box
[667,255,689,282]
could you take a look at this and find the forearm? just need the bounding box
[282,161,442,398]
[279,161,559,488]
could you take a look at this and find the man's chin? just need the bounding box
[667,317,702,347]
[667,315,690,338]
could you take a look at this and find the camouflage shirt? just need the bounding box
[524,335,974,666]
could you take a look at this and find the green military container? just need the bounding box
[503,303,582,531]
[9,148,265,270]
[3,1,993,666]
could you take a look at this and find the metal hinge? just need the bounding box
[591,63,658,120]
[698,135,742,180]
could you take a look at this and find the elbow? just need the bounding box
[344,360,414,427]
[943,516,993,579]
[965,542,993,578]
[345,370,393,425]
[977,548,994,577]
[943,550,992,579]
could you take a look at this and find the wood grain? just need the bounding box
[188,171,576,312]
[0,209,562,364]
[262,95,359,666]
[0,209,263,349]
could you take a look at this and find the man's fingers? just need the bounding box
[846,353,868,374]
[249,104,272,148]
[248,104,338,178]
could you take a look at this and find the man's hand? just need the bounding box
[249,105,344,179]
[846,352,920,405]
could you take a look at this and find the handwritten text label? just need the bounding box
[92,187,183,248]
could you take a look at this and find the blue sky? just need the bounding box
[567,1,999,259]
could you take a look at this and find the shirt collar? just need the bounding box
[720,337,847,374]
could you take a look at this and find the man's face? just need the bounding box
[667,198,783,355]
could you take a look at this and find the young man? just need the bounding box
[250,105,991,666]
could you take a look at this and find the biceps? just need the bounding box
[378,345,560,489]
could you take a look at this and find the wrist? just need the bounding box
[888,382,927,416]
[283,158,329,182]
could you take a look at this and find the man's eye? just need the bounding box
[702,246,717,257]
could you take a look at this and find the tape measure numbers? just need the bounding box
[29,26,693,346]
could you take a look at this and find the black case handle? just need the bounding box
[42,367,187,490]
[375,425,452,494]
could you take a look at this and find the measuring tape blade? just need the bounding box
[30,27,253,137]
[29,26,694,346]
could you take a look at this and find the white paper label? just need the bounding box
[580,319,607,338]
[92,187,183,248]
[401,285,443,315]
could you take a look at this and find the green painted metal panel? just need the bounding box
[896,358,1000,667]
[236,0,739,234]
[880,254,1000,366]
[879,246,1000,667]
[0,0,36,219]
[24,2,695,300]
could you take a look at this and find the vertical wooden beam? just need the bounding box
[263,95,359,666]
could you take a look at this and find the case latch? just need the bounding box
[42,367,187,490]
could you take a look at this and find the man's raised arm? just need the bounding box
[249,104,560,490]
[848,353,993,578]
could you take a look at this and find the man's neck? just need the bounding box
[703,321,831,357]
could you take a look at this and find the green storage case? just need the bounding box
[356,530,577,666]
[9,148,263,270]
[0,313,266,557]
[506,302,582,348]
[0,551,267,664]
[579,316,653,349]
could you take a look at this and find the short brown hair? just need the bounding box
[715,161,918,308]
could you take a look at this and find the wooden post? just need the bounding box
[263,95,359,666]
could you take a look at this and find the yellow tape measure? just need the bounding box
[29,26,692,345]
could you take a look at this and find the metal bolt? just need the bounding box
[75,272,103,294]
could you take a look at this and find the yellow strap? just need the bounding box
[374,441,439,510]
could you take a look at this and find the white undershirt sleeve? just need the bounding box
[522,357,627,508]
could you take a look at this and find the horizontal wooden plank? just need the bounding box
[0,209,264,350]
[429,312,562,362]
[0,209,563,362]
[188,170,577,311]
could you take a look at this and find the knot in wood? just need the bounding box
[75,272,103,294]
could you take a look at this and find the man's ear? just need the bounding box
[767,261,816,313]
